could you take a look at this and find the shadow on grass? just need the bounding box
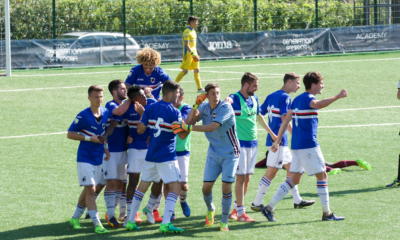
[297,186,393,198]
[2,214,319,239]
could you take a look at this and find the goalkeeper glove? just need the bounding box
[171,122,192,134]
[191,52,199,62]
[193,93,207,110]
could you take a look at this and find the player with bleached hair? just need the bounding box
[263,71,347,222]
[125,47,171,100]
[67,85,109,234]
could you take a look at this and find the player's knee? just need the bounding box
[222,182,232,194]
[181,182,188,191]
[182,69,188,74]
[236,175,246,184]
[194,69,200,73]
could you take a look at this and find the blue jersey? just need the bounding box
[198,100,240,159]
[176,104,192,156]
[261,90,291,147]
[126,98,157,150]
[229,91,261,148]
[125,65,171,100]
[105,100,128,152]
[291,92,319,150]
[68,107,109,166]
[140,100,182,162]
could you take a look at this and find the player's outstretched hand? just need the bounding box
[91,135,102,144]
[193,93,207,109]
[127,136,133,144]
[271,142,279,153]
[143,87,153,94]
[224,97,233,104]
[134,102,145,115]
[104,149,111,161]
[337,89,348,99]
[171,121,192,134]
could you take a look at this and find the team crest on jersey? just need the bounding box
[102,123,106,129]
[212,113,216,118]
[74,118,79,124]
[150,77,156,83]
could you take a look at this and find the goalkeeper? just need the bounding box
[175,16,205,93]
[172,83,239,231]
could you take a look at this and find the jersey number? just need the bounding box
[293,108,299,127]
[154,117,164,138]
[267,105,274,123]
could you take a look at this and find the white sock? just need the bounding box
[291,185,302,204]
[104,190,116,218]
[179,190,188,203]
[120,192,127,216]
[114,189,122,210]
[153,192,163,210]
[268,178,294,209]
[146,194,158,211]
[253,176,272,206]
[317,180,330,213]
[72,204,86,219]
[162,192,178,224]
[87,210,101,227]
[233,200,237,210]
[128,190,144,223]
[237,205,245,217]
[126,198,132,220]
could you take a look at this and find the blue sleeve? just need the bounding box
[213,103,232,125]
[160,68,171,82]
[254,94,261,115]
[229,94,241,111]
[181,105,192,121]
[108,102,124,122]
[68,113,84,132]
[197,102,206,122]
[260,96,268,116]
[125,66,139,86]
[308,95,317,109]
[140,106,149,126]
[279,95,291,116]
[175,110,183,123]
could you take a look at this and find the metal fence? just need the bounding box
[1,0,400,40]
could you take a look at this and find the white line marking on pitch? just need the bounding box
[1,122,400,139]
[13,70,128,77]
[320,106,400,112]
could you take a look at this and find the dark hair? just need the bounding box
[188,16,198,24]
[205,83,219,93]
[303,71,323,90]
[283,72,300,84]
[162,80,180,96]
[241,72,258,87]
[108,79,124,96]
[88,85,104,96]
[127,85,142,100]
[179,87,185,97]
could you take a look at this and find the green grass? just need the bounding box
[1,52,400,239]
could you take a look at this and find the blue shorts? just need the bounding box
[203,156,238,183]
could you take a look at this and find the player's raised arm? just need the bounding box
[309,89,348,109]
[67,131,102,143]
[112,99,131,116]
[271,110,292,152]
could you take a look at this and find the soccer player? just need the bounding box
[223,72,278,222]
[252,73,315,212]
[123,85,164,225]
[175,16,205,93]
[126,80,187,234]
[67,85,109,234]
[265,71,347,222]
[125,47,171,100]
[172,83,239,231]
[386,80,400,187]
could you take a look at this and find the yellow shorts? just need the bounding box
[180,54,199,71]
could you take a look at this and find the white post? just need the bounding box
[5,0,11,76]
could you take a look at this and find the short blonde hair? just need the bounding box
[88,85,104,96]
[136,47,161,66]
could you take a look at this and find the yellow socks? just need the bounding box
[194,72,202,89]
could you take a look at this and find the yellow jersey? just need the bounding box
[182,27,197,55]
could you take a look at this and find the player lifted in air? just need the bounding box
[386,80,400,187]
[173,83,239,231]
[68,85,109,234]
[252,73,315,212]
[264,71,347,222]
[175,16,205,93]
[126,80,188,234]
[223,72,278,222]
[125,47,171,100]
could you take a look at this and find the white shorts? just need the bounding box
[127,149,147,174]
[267,146,292,169]
[141,160,181,184]
[177,155,190,183]
[290,146,326,176]
[95,165,106,186]
[236,146,258,175]
[77,162,98,187]
[102,151,128,181]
